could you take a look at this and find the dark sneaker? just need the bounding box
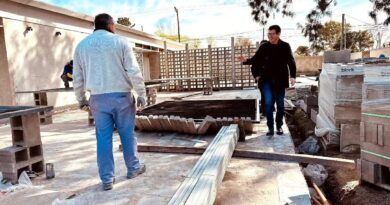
[102,178,115,191]
[127,164,146,179]
[276,127,284,135]
[266,131,274,137]
[103,182,113,191]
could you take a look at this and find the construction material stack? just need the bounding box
[0,113,45,183]
[316,64,365,151]
[360,65,390,190]
[33,92,53,124]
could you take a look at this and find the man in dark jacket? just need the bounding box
[239,25,296,137]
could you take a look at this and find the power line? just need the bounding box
[345,14,374,25]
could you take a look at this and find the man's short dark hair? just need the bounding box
[94,13,114,31]
[268,25,281,34]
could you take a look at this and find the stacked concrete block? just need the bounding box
[0,113,45,183]
[316,64,365,151]
[359,66,390,190]
[146,87,158,106]
[301,95,318,117]
[33,92,53,124]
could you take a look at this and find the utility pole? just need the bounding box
[262,27,265,40]
[174,6,181,43]
[341,13,345,50]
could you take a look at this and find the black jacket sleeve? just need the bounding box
[243,45,265,78]
[286,43,297,78]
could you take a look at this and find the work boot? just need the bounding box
[127,164,146,179]
[103,178,115,191]
[276,127,284,135]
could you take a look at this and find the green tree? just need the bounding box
[333,31,374,52]
[317,21,344,51]
[247,1,388,51]
[117,17,135,28]
[295,46,311,56]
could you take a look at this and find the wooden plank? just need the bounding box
[136,144,356,169]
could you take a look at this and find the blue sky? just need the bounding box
[38,0,388,50]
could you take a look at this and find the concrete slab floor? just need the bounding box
[0,90,310,205]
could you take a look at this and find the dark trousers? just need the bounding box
[61,74,71,88]
[259,88,265,115]
[261,80,285,132]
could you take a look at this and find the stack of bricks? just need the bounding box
[33,92,53,125]
[146,87,158,106]
[359,66,390,190]
[0,113,45,183]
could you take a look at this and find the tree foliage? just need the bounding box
[333,30,374,52]
[117,17,135,28]
[370,0,390,25]
[295,46,311,56]
[248,0,337,46]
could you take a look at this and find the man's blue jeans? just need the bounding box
[261,80,285,132]
[89,92,141,184]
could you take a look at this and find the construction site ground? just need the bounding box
[0,89,311,205]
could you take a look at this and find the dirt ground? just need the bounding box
[324,152,390,205]
[285,92,390,205]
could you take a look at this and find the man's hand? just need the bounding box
[237,55,247,63]
[137,96,146,108]
[79,101,89,111]
[290,78,296,87]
